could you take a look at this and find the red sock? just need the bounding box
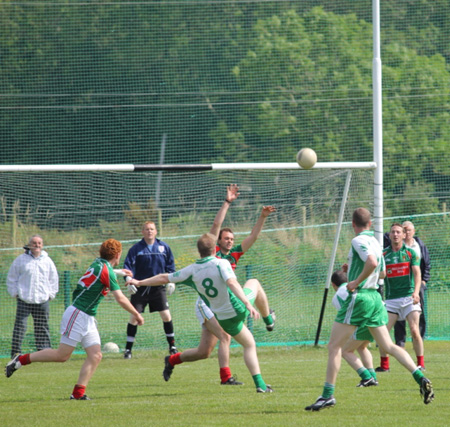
[72,384,86,399]
[220,367,232,383]
[169,353,182,366]
[417,355,425,368]
[18,354,31,366]
[381,356,389,370]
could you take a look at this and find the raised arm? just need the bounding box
[241,205,276,253]
[209,184,240,238]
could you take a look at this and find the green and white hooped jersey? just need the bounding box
[348,230,383,290]
[168,256,246,321]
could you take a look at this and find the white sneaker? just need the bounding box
[5,355,21,378]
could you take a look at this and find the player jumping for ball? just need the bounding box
[128,232,274,393]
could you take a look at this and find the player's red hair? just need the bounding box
[100,239,122,260]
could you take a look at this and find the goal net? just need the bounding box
[0,167,374,355]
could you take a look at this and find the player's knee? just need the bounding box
[410,328,421,340]
[219,333,231,345]
[93,351,103,364]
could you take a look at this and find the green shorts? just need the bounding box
[353,325,374,342]
[217,288,255,337]
[335,288,388,329]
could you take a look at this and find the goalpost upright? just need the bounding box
[373,0,384,245]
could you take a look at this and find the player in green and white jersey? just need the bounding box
[172,185,242,386]
[377,223,424,372]
[129,232,273,393]
[160,185,275,387]
[305,208,434,411]
[331,269,378,387]
[5,239,144,400]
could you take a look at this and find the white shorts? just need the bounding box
[195,297,214,327]
[60,305,101,348]
[385,296,421,321]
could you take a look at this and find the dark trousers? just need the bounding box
[11,298,51,357]
[394,285,426,346]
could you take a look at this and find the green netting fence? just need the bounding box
[1,1,450,355]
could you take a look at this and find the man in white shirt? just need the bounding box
[7,235,59,357]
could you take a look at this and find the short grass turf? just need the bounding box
[1,341,448,426]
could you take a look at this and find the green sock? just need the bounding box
[252,374,266,390]
[368,368,377,381]
[263,314,273,326]
[357,367,372,380]
[322,382,335,399]
[412,368,425,385]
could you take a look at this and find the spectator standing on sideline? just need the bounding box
[5,239,144,400]
[305,208,433,411]
[377,223,425,372]
[384,221,430,347]
[123,221,176,358]
[7,235,59,358]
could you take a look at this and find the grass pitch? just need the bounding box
[1,341,449,426]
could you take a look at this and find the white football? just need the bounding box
[296,148,317,170]
[103,342,120,353]
[166,282,176,296]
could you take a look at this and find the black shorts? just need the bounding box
[130,286,169,313]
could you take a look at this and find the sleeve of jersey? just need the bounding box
[218,259,236,281]
[332,286,349,310]
[352,235,372,262]
[168,265,192,285]
[101,265,120,291]
[331,294,341,310]
[411,248,421,266]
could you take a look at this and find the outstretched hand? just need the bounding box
[128,278,139,287]
[226,184,240,203]
[261,205,276,217]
